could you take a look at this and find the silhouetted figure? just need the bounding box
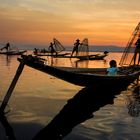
[48,42,57,56]
[133,36,140,65]
[104,51,109,55]
[107,60,119,76]
[41,48,47,53]
[33,84,126,140]
[71,39,81,57]
[34,48,39,55]
[0,42,10,51]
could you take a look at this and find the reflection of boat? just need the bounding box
[32,84,126,139]
[126,86,140,117]
[18,55,140,87]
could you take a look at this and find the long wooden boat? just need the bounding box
[35,52,70,57]
[35,51,107,60]
[54,51,108,60]
[0,50,26,55]
[75,53,107,60]
[50,52,108,60]
[18,55,140,87]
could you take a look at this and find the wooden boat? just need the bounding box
[17,23,140,88]
[51,52,108,60]
[36,52,70,57]
[18,55,140,87]
[75,52,108,60]
[35,38,109,60]
[52,39,109,60]
[69,38,109,60]
[0,43,27,55]
[33,38,69,56]
[0,50,27,55]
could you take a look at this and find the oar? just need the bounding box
[0,60,25,114]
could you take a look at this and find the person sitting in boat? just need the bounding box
[48,42,57,56]
[71,39,81,57]
[133,36,140,65]
[104,51,109,55]
[34,48,39,55]
[107,60,119,76]
[0,42,10,51]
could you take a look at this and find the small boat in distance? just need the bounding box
[75,51,109,60]
[0,43,27,55]
[33,38,70,57]
[52,38,109,60]
[0,50,27,55]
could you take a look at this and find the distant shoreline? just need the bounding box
[6,44,129,53]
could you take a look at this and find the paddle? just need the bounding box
[0,60,25,114]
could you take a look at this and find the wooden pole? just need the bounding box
[0,60,25,114]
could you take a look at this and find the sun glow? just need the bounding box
[0,0,139,47]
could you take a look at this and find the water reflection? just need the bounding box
[74,59,107,68]
[6,55,11,66]
[33,84,127,140]
[1,85,139,140]
[0,55,18,66]
[0,113,16,140]
[126,86,140,117]
[74,59,89,68]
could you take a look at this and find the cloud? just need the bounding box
[0,0,140,46]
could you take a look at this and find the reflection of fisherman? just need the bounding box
[0,42,10,51]
[48,42,57,56]
[126,86,140,117]
[133,36,140,65]
[71,39,81,57]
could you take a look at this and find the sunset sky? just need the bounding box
[0,0,140,47]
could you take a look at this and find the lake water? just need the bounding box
[0,52,140,140]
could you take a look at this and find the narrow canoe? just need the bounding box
[18,55,140,87]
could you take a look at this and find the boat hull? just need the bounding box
[76,54,107,60]
[0,50,26,55]
[18,55,140,87]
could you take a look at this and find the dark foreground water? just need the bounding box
[0,52,140,140]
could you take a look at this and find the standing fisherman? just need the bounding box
[71,39,81,57]
[133,36,140,65]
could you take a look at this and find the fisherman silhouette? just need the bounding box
[0,42,10,51]
[71,39,81,57]
[48,42,57,56]
[133,36,140,65]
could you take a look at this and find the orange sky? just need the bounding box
[0,0,140,47]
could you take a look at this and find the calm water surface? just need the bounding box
[0,52,140,140]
